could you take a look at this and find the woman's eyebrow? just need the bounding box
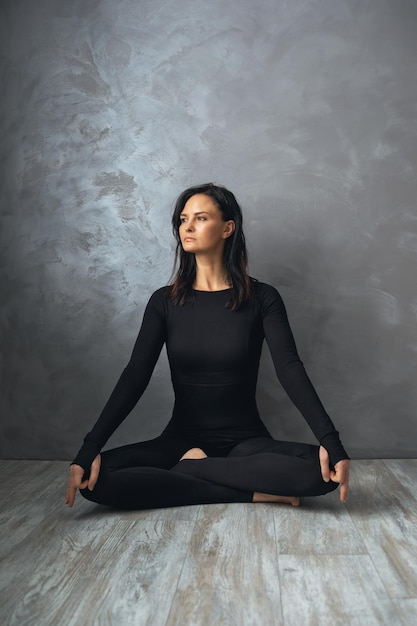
[180,211,210,217]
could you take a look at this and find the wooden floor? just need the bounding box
[0,460,416,625]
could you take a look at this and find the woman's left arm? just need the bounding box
[261,284,350,474]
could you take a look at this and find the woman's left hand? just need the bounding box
[319,445,350,503]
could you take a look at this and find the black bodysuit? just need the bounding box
[75,281,348,509]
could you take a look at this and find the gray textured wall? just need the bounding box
[1,0,416,460]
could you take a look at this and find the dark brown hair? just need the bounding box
[169,183,253,310]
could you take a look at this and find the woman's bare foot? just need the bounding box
[179,447,208,461]
[253,492,300,507]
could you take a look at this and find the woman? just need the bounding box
[65,183,350,510]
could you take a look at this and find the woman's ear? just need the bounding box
[223,220,235,238]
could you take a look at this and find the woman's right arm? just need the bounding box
[70,288,167,473]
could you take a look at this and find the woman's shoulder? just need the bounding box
[251,278,282,299]
[149,285,170,299]
[251,278,286,311]
[146,285,171,311]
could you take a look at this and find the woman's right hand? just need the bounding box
[64,454,101,507]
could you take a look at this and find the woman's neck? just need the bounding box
[193,257,230,292]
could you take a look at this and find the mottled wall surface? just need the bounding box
[1,0,416,459]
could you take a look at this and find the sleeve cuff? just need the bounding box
[320,431,350,467]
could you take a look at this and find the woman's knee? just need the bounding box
[300,466,340,496]
[79,486,100,504]
[320,478,339,495]
[78,469,109,505]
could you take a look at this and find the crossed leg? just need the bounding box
[180,446,300,506]
[79,435,337,510]
[79,435,253,509]
[173,437,338,499]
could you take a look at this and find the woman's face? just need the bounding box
[179,194,234,256]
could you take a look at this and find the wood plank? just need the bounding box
[61,510,200,626]
[1,507,199,626]
[0,461,200,626]
[392,598,417,626]
[344,460,417,599]
[1,459,416,626]
[279,554,400,626]
[383,459,417,502]
[273,488,366,555]
[0,459,35,482]
[0,461,70,560]
[167,503,282,626]
[0,502,135,624]
[0,460,63,499]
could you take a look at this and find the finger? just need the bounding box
[329,468,338,482]
[65,476,88,505]
[340,483,348,502]
[331,460,349,483]
[329,465,349,501]
[339,473,350,502]
[319,446,330,482]
[65,482,77,507]
[88,455,101,491]
[65,465,88,506]
[330,467,345,484]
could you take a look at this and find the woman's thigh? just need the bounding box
[227,437,320,461]
[101,433,194,472]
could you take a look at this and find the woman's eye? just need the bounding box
[180,218,187,223]
[198,216,207,221]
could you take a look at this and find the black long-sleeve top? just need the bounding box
[73,281,348,470]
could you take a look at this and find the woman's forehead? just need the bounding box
[182,194,220,214]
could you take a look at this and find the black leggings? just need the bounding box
[80,433,339,510]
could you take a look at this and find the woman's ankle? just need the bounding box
[252,493,300,507]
